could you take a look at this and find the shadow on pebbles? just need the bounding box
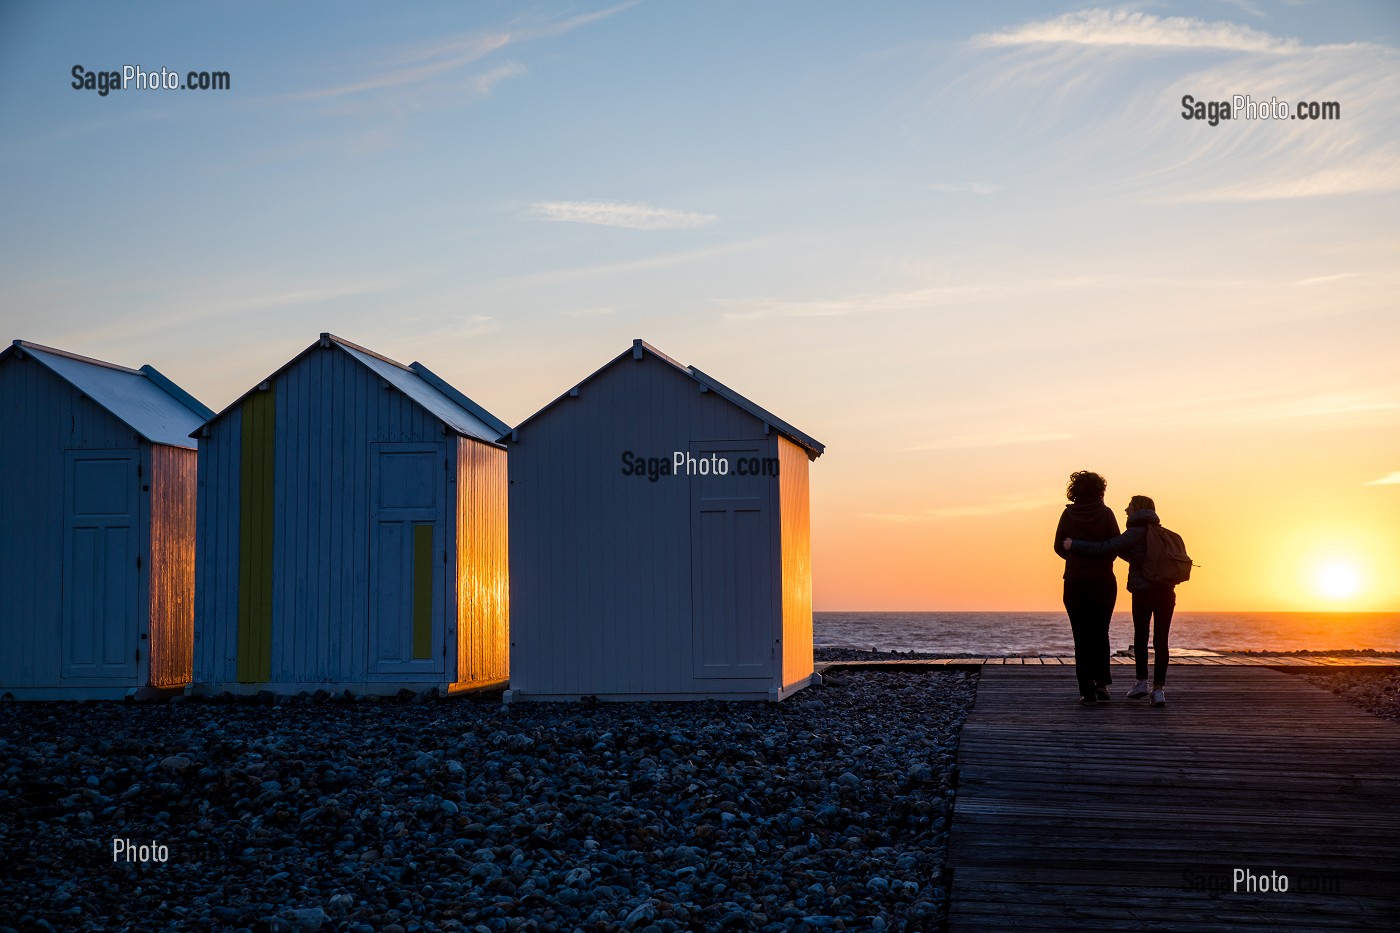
[0,669,976,932]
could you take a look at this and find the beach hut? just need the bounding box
[504,339,824,702]
[191,334,510,697]
[0,340,213,700]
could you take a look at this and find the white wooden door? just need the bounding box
[369,443,446,675]
[62,450,140,683]
[691,440,775,679]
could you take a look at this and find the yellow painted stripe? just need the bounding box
[237,388,275,682]
[412,523,433,660]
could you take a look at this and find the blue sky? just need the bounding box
[3,1,1398,610]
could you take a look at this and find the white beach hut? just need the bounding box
[504,339,824,702]
[191,334,510,696]
[0,340,213,699]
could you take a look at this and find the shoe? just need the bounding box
[1094,685,1111,703]
[1127,680,1150,700]
[1079,694,1098,706]
[1151,687,1166,707]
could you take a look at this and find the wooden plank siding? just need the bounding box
[507,346,817,701]
[779,435,814,693]
[946,666,1400,931]
[236,386,275,683]
[455,437,509,689]
[148,445,196,687]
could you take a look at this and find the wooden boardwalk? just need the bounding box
[815,653,1400,674]
[945,666,1400,931]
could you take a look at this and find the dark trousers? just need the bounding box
[1132,587,1176,685]
[1064,579,1117,696]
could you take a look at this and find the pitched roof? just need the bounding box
[510,339,825,458]
[197,334,505,445]
[4,340,213,449]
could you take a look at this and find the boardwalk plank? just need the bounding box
[946,666,1400,931]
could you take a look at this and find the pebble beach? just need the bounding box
[0,667,976,933]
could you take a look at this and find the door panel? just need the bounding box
[369,443,445,675]
[62,451,139,682]
[691,440,775,680]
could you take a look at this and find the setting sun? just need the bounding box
[1316,562,1362,601]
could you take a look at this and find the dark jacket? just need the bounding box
[1070,508,1168,593]
[1053,500,1120,582]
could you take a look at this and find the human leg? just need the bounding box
[1064,581,1098,698]
[1152,588,1177,687]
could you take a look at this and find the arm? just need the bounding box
[1053,512,1070,559]
[1069,526,1145,558]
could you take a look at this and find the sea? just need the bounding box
[813,611,1400,655]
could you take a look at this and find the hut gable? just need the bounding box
[510,339,824,458]
[197,334,502,445]
[4,341,212,448]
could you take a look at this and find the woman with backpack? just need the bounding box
[1063,494,1176,707]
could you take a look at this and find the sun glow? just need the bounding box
[1315,562,1362,601]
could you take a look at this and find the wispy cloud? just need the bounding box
[905,429,1075,451]
[531,200,719,230]
[930,181,1002,195]
[866,499,1055,522]
[974,9,1302,54]
[284,2,634,107]
[1363,471,1400,486]
[958,8,1400,203]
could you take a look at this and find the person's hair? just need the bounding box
[1127,494,1155,513]
[1066,471,1107,503]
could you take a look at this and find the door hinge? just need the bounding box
[134,648,140,661]
[136,555,142,570]
[137,463,143,479]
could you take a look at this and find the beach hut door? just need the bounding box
[369,443,446,675]
[691,440,775,680]
[61,450,140,683]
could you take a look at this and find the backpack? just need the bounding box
[1143,524,1193,586]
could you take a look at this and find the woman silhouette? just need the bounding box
[1052,471,1120,705]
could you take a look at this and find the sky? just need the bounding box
[2,1,1397,612]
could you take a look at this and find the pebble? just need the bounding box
[0,669,975,931]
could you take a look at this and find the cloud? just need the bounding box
[285,2,634,106]
[1363,471,1400,486]
[530,200,719,230]
[866,499,1055,522]
[958,8,1400,203]
[930,181,1002,195]
[904,429,1075,452]
[974,9,1302,54]
[561,306,618,317]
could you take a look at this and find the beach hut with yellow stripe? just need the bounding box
[191,334,509,697]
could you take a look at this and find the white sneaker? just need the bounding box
[1126,679,1150,700]
[1151,687,1166,707]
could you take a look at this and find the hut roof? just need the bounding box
[3,340,213,449]
[196,333,506,445]
[510,338,825,459]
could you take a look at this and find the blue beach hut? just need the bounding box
[191,334,510,697]
[503,339,824,702]
[0,340,212,699]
